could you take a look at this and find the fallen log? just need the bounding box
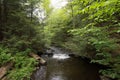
[29,53,46,65]
[0,62,13,79]
[1,77,7,80]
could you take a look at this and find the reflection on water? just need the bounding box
[31,66,46,80]
[50,75,65,80]
[32,47,100,80]
[45,57,100,80]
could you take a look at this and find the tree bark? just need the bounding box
[0,0,3,40]
[31,3,33,22]
[0,0,2,25]
[3,0,7,24]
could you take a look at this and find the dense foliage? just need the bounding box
[0,0,120,79]
[0,46,37,80]
[44,0,120,79]
[0,0,44,79]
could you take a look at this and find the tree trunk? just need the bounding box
[3,0,7,24]
[31,3,33,22]
[0,0,3,40]
[0,0,2,25]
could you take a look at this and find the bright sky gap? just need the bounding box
[50,0,68,9]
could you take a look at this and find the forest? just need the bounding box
[0,0,120,80]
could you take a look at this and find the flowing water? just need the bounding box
[32,47,101,80]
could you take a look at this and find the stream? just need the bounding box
[31,47,101,80]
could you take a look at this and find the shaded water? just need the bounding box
[32,47,100,80]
